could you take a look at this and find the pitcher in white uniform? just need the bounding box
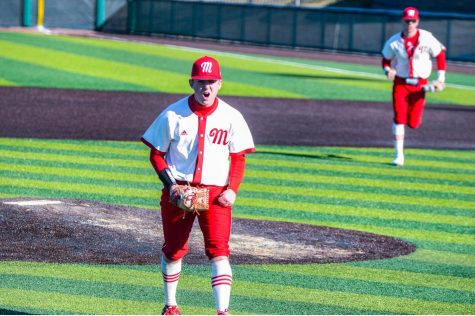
[142,56,255,315]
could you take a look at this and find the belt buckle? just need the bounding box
[405,78,419,86]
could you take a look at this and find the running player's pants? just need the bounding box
[160,184,231,261]
[392,76,428,129]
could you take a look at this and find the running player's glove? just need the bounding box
[176,185,209,214]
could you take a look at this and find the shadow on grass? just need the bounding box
[0,309,31,315]
[256,149,352,161]
[268,72,381,82]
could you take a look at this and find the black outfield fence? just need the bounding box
[1,0,474,62]
[112,0,475,62]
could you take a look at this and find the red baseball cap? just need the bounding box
[402,7,419,20]
[191,56,222,80]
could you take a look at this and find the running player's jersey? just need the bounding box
[382,29,445,79]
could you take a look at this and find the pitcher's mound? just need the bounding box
[0,199,415,264]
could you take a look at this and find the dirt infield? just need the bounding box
[0,199,415,265]
[1,86,474,149]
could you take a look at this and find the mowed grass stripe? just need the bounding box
[327,152,475,171]
[234,268,474,305]
[351,256,475,278]
[1,164,472,229]
[0,39,179,92]
[7,32,390,101]
[0,77,16,86]
[231,278,474,314]
[1,138,472,182]
[1,146,473,185]
[1,262,472,314]
[0,56,149,91]
[0,288,164,315]
[247,169,475,196]
[0,148,147,169]
[257,146,475,161]
[235,203,473,235]
[241,183,475,210]
[1,266,471,308]
[0,185,160,210]
[0,176,157,199]
[238,193,473,227]
[3,154,474,201]
[1,32,308,99]
[4,139,475,164]
[247,157,475,183]
[3,138,474,174]
[254,264,475,292]
[232,210,475,245]
[0,138,146,157]
[402,249,475,267]
[2,157,473,217]
[0,162,155,184]
[0,144,147,163]
[0,38,300,98]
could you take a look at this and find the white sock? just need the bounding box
[392,123,405,157]
[161,256,182,306]
[211,259,233,312]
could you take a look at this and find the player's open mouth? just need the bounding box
[203,92,210,98]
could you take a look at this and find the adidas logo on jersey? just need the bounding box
[180,130,188,136]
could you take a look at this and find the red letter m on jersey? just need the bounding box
[210,128,229,145]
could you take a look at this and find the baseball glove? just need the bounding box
[176,184,209,214]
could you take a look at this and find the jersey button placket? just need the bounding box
[193,115,206,183]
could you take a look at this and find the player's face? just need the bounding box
[190,79,222,106]
[403,18,419,34]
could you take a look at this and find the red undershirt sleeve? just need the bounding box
[149,149,168,176]
[228,154,246,193]
[436,49,447,71]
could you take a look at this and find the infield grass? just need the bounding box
[0,31,474,104]
[0,138,474,314]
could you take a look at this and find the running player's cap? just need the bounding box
[191,56,222,80]
[402,7,419,20]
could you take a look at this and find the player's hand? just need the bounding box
[218,189,236,207]
[433,80,445,92]
[169,184,181,205]
[386,68,397,81]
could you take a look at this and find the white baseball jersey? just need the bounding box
[382,29,445,79]
[142,96,255,186]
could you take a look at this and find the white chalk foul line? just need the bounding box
[3,200,63,206]
[165,44,475,91]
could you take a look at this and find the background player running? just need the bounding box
[382,6,447,166]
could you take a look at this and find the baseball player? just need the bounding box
[141,56,255,315]
[381,7,446,166]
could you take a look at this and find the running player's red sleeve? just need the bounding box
[382,58,391,69]
[228,154,246,193]
[436,49,447,71]
[150,149,168,175]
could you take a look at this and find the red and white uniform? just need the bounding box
[382,29,445,79]
[142,95,255,261]
[143,96,255,185]
[382,29,446,128]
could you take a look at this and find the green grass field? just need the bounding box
[0,31,474,315]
